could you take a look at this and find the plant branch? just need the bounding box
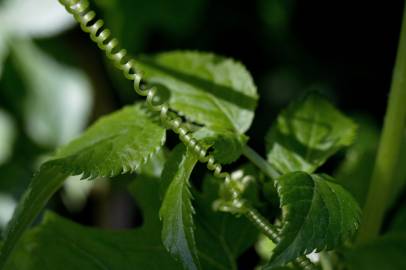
[357,2,406,244]
[242,145,280,179]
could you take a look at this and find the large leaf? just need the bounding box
[136,51,257,163]
[265,172,361,268]
[266,92,356,174]
[194,175,258,270]
[10,39,92,147]
[136,51,258,134]
[51,105,165,177]
[160,145,200,270]
[4,175,182,270]
[0,104,166,268]
[343,233,406,270]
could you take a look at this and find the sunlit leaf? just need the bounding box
[136,51,257,163]
[0,104,166,267]
[266,92,357,174]
[137,51,258,134]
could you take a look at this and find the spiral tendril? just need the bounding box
[59,1,317,268]
[245,208,317,270]
[59,0,231,183]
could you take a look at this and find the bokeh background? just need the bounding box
[0,0,405,267]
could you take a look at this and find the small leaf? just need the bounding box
[0,104,166,267]
[4,176,182,270]
[266,92,357,174]
[160,144,200,270]
[343,233,406,270]
[265,172,361,268]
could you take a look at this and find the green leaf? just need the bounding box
[266,92,357,174]
[0,104,166,268]
[265,172,361,268]
[160,144,200,270]
[51,104,165,178]
[136,51,257,162]
[137,51,258,134]
[194,174,258,270]
[343,233,406,270]
[4,175,182,270]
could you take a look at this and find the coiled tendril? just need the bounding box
[59,0,231,183]
[58,1,317,269]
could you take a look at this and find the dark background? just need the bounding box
[62,0,405,150]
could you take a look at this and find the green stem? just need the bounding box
[357,2,406,244]
[242,145,280,179]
